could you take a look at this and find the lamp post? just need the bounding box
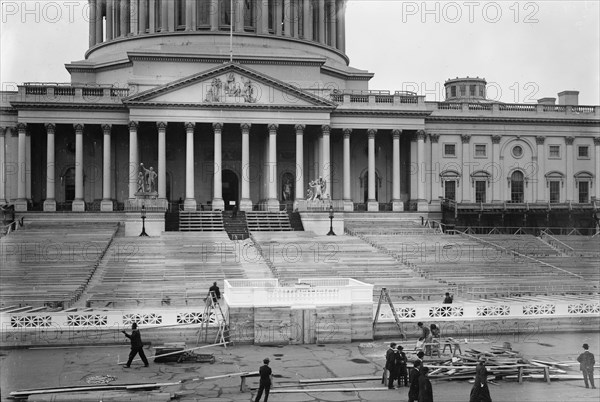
[327,204,336,236]
[139,204,148,237]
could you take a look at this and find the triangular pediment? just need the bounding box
[124,63,335,109]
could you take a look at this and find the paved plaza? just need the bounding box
[1,331,599,401]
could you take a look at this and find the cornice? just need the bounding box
[127,52,326,67]
[331,109,432,118]
[65,59,133,74]
[425,115,600,126]
[9,102,128,111]
[320,65,374,81]
[125,101,334,112]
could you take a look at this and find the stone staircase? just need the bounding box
[245,211,292,231]
[222,211,250,240]
[179,211,224,231]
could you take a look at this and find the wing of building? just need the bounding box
[1,0,599,229]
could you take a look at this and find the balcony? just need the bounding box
[14,83,131,106]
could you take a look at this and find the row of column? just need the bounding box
[89,0,346,53]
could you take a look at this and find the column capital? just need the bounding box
[184,122,195,131]
[492,135,502,144]
[565,136,575,145]
[73,123,84,133]
[213,122,224,131]
[429,133,440,143]
[342,128,352,138]
[241,123,252,132]
[16,122,27,133]
[367,128,377,138]
[391,129,402,139]
[294,124,305,133]
[460,134,471,144]
[268,123,279,133]
[535,135,546,145]
[321,124,331,135]
[594,137,600,146]
[128,121,139,130]
[156,121,168,130]
[44,123,56,134]
[416,130,427,140]
[102,124,112,133]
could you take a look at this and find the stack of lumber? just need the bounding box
[426,344,570,382]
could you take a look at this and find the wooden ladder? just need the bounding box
[199,291,230,346]
[373,287,405,339]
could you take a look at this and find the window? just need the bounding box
[510,171,524,203]
[451,86,456,98]
[475,181,486,203]
[155,0,162,31]
[478,86,485,97]
[549,145,561,158]
[549,181,560,203]
[175,0,185,29]
[197,0,210,28]
[220,0,231,28]
[470,85,476,97]
[474,144,486,158]
[578,146,589,159]
[578,182,589,203]
[512,145,523,158]
[244,0,256,29]
[460,85,466,96]
[444,143,456,157]
[445,181,456,201]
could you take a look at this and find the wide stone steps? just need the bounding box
[179,211,224,231]
[245,211,292,231]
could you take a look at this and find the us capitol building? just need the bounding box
[1,0,599,229]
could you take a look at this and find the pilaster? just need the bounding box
[184,122,197,211]
[101,124,114,211]
[212,122,225,211]
[367,128,378,212]
[240,123,253,211]
[43,123,56,211]
[72,124,85,212]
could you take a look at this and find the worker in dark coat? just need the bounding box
[122,323,149,367]
[470,358,492,402]
[255,357,273,402]
[408,360,421,402]
[396,345,408,386]
[577,343,596,389]
[385,342,397,388]
[209,282,221,302]
[418,366,433,402]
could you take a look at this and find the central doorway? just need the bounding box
[222,169,239,211]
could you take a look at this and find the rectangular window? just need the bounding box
[578,146,589,159]
[220,0,231,27]
[478,86,484,97]
[578,182,589,203]
[451,86,457,97]
[244,0,255,29]
[549,145,561,158]
[474,144,486,157]
[197,0,210,28]
[445,181,456,201]
[549,181,560,203]
[444,144,456,157]
[155,0,162,30]
[175,0,185,29]
[470,85,476,96]
[475,181,486,203]
[460,85,466,96]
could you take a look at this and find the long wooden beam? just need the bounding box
[117,342,228,365]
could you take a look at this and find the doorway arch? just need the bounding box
[222,169,239,210]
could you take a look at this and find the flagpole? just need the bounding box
[229,0,234,63]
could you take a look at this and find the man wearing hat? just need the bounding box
[122,323,149,368]
[470,357,492,402]
[577,343,596,389]
[385,342,397,388]
[255,357,273,401]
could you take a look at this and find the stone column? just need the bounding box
[240,123,252,211]
[89,0,97,47]
[161,0,169,31]
[157,122,167,200]
[184,122,197,211]
[128,121,139,199]
[292,0,299,37]
[0,127,6,204]
[460,134,471,203]
[106,0,114,40]
[336,0,345,52]
[328,0,336,47]
[275,0,283,35]
[321,125,331,199]
[100,124,113,211]
[212,123,225,210]
[235,0,245,32]
[15,124,27,210]
[267,124,279,211]
[259,0,269,34]
[283,0,291,36]
[318,0,325,44]
[595,137,600,201]
[429,133,440,205]
[211,0,219,31]
[186,0,194,30]
[416,130,428,211]
[367,128,378,211]
[72,124,85,211]
[139,0,148,33]
[149,0,156,32]
[43,123,56,211]
[122,0,132,36]
[303,0,312,40]
[536,136,545,202]
[293,124,305,211]
[95,0,104,44]
[492,135,502,202]
[25,130,31,202]
[565,136,574,202]
[392,129,403,211]
[342,128,353,211]
[130,0,138,34]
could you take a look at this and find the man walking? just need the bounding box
[577,343,596,389]
[408,360,421,402]
[122,323,149,368]
[255,357,273,401]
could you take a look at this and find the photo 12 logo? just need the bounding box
[400,1,540,24]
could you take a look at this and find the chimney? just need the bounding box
[557,91,579,105]
[537,97,556,105]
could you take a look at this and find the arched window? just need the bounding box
[440,170,460,201]
[510,171,524,203]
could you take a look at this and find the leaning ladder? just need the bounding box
[373,287,405,339]
[199,291,230,347]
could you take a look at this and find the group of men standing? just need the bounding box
[386,343,433,401]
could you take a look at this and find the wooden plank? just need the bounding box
[269,387,392,393]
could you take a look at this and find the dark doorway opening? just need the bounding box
[222,169,239,211]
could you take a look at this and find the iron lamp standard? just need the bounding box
[327,204,336,236]
[139,205,148,237]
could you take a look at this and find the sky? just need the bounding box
[1,0,599,104]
